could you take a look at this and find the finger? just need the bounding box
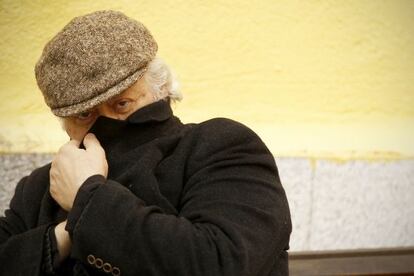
[83,133,104,154]
[59,139,81,152]
[57,140,80,155]
[49,169,56,191]
[67,138,81,148]
[49,162,59,180]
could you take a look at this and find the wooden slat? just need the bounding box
[289,247,414,275]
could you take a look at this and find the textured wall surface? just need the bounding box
[0,154,52,214]
[279,157,414,250]
[1,1,413,252]
[0,0,413,158]
[1,154,413,251]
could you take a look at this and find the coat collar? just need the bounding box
[86,99,183,160]
[126,99,173,124]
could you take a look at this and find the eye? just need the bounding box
[77,111,93,120]
[74,110,96,124]
[115,100,132,113]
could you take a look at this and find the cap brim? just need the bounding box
[51,67,147,117]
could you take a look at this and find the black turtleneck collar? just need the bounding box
[84,100,183,161]
[126,99,173,124]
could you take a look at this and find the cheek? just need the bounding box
[140,90,157,105]
[124,92,156,117]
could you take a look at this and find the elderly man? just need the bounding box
[0,10,291,276]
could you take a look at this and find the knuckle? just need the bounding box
[51,155,58,164]
[49,187,56,197]
[57,148,66,156]
[50,166,57,175]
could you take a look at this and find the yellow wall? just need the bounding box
[0,0,413,159]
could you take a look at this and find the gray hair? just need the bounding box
[144,57,182,102]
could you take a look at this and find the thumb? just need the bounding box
[68,138,81,148]
[83,133,104,153]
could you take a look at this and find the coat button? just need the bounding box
[112,266,121,276]
[95,258,104,268]
[87,254,96,265]
[103,262,112,273]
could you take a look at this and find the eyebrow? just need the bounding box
[108,92,129,102]
[107,86,142,104]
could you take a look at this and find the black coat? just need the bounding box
[0,100,291,276]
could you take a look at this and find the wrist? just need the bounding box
[54,220,71,261]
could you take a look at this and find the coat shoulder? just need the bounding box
[193,117,260,140]
[197,117,256,135]
[4,163,52,228]
[19,163,51,203]
[25,162,51,188]
[190,117,271,153]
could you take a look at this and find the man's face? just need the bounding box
[62,75,156,141]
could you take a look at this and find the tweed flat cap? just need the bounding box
[35,10,158,117]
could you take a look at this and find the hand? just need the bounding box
[54,220,71,262]
[50,133,108,211]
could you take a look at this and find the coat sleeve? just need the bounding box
[66,118,292,276]
[0,175,53,276]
